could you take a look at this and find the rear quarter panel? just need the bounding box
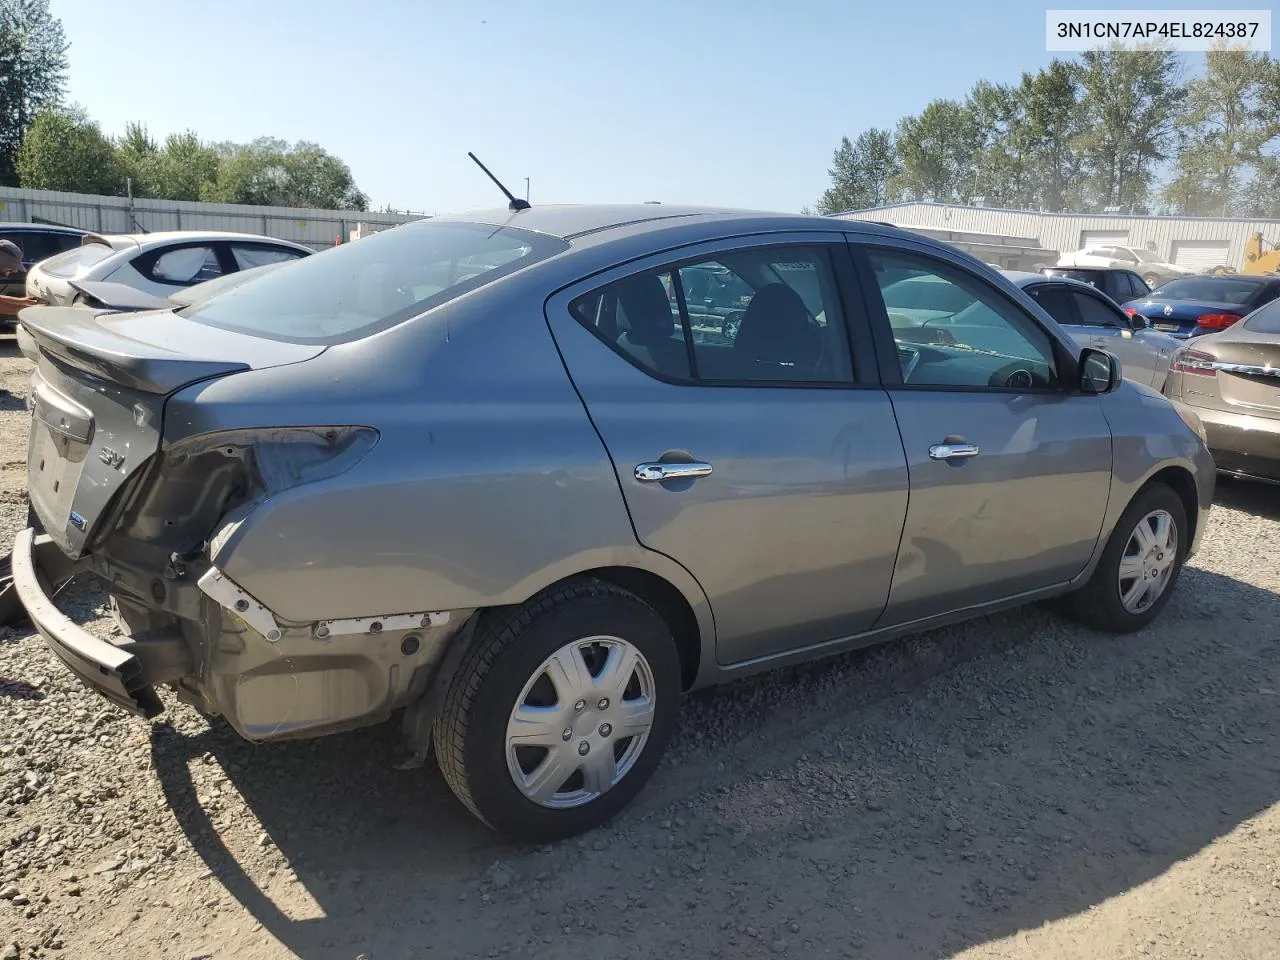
[173,265,715,640]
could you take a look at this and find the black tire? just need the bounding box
[0,553,22,626]
[1058,483,1188,634]
[433,578,681,841]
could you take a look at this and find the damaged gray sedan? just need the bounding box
[13,205,1215,841]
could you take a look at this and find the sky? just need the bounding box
[51,0,1216,215]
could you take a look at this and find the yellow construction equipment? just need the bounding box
[1241,232,1280,275]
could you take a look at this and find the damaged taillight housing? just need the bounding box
[115,426,379,550]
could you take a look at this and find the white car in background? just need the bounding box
[1056,244,1192,288]
[24,231,312,307]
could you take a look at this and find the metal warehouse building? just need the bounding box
[0,186,425,250]
[837,202,1280,274]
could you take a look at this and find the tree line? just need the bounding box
[815,46,1280,219]
[0,0,368,211]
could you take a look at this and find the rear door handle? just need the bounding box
[635,461,714,482]
[928,442,980,461]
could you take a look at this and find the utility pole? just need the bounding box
[524,177,530,202]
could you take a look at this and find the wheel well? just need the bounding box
[1143,466,1199,543]
[578,567,702,691]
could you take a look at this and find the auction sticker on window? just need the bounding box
[1046,10,1271,51]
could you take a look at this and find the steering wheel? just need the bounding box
[988,361,1036,389]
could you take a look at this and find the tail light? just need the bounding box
[1195,312,1241,330]
[1123,306,1140,319]
[1170,348,1218,376]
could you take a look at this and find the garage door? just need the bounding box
[1080,230,1129,248]
[1171,240,1231,273]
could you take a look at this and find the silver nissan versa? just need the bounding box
[11,204,1215,841]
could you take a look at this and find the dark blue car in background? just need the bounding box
[1122,274,1280,339]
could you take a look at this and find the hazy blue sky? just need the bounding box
[53,0,1210,214]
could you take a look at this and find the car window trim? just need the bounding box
[552,232,878,391]
[848,238,1074,395]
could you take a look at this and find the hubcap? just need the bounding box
[505,636,656,809]
[1117,509,1178,614]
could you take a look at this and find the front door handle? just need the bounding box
[634,461,714,482]
[928,442,980,461]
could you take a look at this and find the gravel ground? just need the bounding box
[2,340,1279,960]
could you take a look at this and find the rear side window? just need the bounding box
[570,245,853,385]
[1243,300,1280,334]
[37,242,116,278]
[140,245,223,284]
[1124,273,1149,297]
[1,231,76,263]
[231,244,307,270]
[183,221,567,344]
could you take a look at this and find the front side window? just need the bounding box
[570,245,853,385]
[183,221,567,344]
[1027,284,1078,325]
[1072,291,1125,328]
[869,250,1057,389]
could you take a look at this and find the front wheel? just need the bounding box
[1058,483,1187,633]
[433,579,681,841]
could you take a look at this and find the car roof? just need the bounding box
[83,231,312,252]
[434,203,903,242]
[1002,269,1099,293]
[1043,265,1133,273]
[0,222,86,233]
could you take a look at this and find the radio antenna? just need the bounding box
[467,152,531,211]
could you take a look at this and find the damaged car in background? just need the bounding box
[11,204,1214,841]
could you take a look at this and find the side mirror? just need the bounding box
[1079,347,1122,394]
[1130,312,1148,330]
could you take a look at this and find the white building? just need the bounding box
[836,201,1280,274]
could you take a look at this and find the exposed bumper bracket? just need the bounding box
[12,527,165,718]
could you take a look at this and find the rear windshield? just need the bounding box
[38,242,117,278]
[181,221,568,344]
[1150,276,1263,305]
[1243,300,1280,335]
[1045,268,1101,284]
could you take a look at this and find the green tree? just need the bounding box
[205,137,367,210]
[0,0,67,185]
[16,106,124,194]
[1074,45,1185,212]
[115,121,158,193]
[149,130,219,201]
[890,99,981,203]
[815,128,897,214]
[966,80,1031,208]
[1164,47,1273,216]
[1017,59,1084,211]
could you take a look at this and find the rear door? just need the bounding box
[544,234,909,664]
[854,241,1112,625]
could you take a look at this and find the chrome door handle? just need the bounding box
[634,461,713,482]
[928,442,980,461]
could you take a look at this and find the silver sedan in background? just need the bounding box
[12,205,1214,840]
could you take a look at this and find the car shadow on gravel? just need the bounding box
[150,563,1280,960]
[1214,475,1280,521]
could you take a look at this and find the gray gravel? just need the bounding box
[2,339,1279,959]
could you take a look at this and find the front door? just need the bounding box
[857,244,1113,625]
[545,235,909,664]
[1067,285,1166,387]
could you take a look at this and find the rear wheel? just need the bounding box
[1058,483,1187,633]
[433,579,681,841]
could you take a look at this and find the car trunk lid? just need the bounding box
[1177,333,1280,417]
[19,305,323,555]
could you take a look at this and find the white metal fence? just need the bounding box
[0,186,426,250]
